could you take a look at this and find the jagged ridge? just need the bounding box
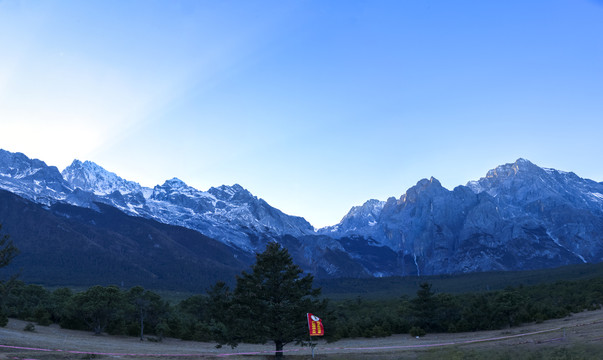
[1,149,602,282]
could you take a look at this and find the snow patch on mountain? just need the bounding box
[590,192,603,202]
[547,230,587,263]
[319,199,385,236]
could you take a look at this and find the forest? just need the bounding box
[1,272,602,342]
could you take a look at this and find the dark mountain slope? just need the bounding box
[0,190,253,291]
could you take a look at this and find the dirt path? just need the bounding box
[1,309,603,359]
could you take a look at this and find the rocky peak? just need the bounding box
[0,149,62,181]
[151,177,206,204]
[400,177,444,204]
[340,199,384,224]
[208,184,253,202]
[62,159,141,195]
[162,177,189,189]
[485,158,543,179]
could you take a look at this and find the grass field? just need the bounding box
[1,308,602,359]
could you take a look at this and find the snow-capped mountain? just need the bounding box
[0,150,72,204]
[141,178,314,249]
[1,149,314,251]
[1,149,602,285]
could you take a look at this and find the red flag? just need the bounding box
[307,313,324,336]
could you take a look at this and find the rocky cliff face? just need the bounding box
[326,159,603,276]
[467,159,603,265]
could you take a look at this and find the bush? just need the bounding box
[409,326,426,337]
[33,308,52,326]
[0,312,8,327]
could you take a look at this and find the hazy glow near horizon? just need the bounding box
[1,0,602,228]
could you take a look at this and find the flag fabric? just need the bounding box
[307,313,324,336]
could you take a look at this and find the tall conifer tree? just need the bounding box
[229,242,325,358]
[0,224,18,326]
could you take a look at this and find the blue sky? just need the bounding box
[1,0,602,228]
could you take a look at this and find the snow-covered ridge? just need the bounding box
[0,149,314,251]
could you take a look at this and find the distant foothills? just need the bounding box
[0,148,602,291]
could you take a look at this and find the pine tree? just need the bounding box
[206,281,233,343]
[410,282,435,332]
[0,224,18,269]
[0,224,18,326]
[229,242,325,358]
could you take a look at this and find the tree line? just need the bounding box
[3,264,603,342]
[324,278,603,340]
[2,272,602,340]
[1,226,602,356]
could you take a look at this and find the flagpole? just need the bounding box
[307,313,314,359]
[307,313,321,359]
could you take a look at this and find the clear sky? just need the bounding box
[1,0,602,228]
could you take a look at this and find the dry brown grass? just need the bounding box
[1,309,602,359]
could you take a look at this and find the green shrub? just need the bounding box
[409,326,426,337]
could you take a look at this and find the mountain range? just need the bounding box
[0,148,602,290]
